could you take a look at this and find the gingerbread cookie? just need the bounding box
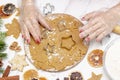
[9,41,21,52]
[87,49,103,68]
[5,18,20,39]
[9,54,28,71]
[26,14,88,71]
[88,72,102,80]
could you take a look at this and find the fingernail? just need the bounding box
[47,26,52,31]
[81,17,85,21]
[85,37,90,42]
[49,27,52,30]
[36,39,40,44]
[79,29,83,33]
[22,35,24,38]
[96,39,100,42]
[27,39,30,44]
[79,34,83,38]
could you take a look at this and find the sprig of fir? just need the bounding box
[0,32,7,58]
[0,19,3,28]
[0,68,4,73]
[0,33,6,52]
[0,53,7,58]
[0,32,6,41]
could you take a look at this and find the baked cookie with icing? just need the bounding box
[87,49,103,68]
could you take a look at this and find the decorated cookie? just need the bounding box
[87,49,103,68]
[5,18,20,39]
[9,54,28,71]
[70,72,83,80]
[9,41,21,52]
[26,14,88,71]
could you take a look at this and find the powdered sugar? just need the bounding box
[105,38,120,80]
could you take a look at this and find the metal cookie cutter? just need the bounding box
[43,3,55,15]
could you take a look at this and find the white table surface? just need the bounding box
[0,0,120,80]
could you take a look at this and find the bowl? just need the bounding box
[104,37,120,80]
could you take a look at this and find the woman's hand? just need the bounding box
[79,9,120,42]
[20,0,51,44]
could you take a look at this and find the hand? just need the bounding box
[20,0,51,44]
[79,10,120,42]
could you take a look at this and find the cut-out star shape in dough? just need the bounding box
[88,72,102,80]
[9,54,28,71]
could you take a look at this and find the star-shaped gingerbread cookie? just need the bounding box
[9,54,28,71]
[88,72,102,80]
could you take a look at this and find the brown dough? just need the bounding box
[28,14,88,71]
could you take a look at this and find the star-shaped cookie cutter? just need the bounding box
[43,3,55,15]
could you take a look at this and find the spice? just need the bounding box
[2,65,11,77]
[0,75,19,80]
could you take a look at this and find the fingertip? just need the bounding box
[27,39,30,44]
[22,34,25,38]
[85,37,90,42]
[35,39,41,44]
[81,17,85,21]
[79,29,83,33]
[79,33,83,38]
[96,38,101,42]
[45,24,52,31]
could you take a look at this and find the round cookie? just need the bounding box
[70,72,83,80]
[87,49,103,68]
[26,14,88,71]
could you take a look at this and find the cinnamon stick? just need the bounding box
[2,65,11,77]
[0,75,19,80]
